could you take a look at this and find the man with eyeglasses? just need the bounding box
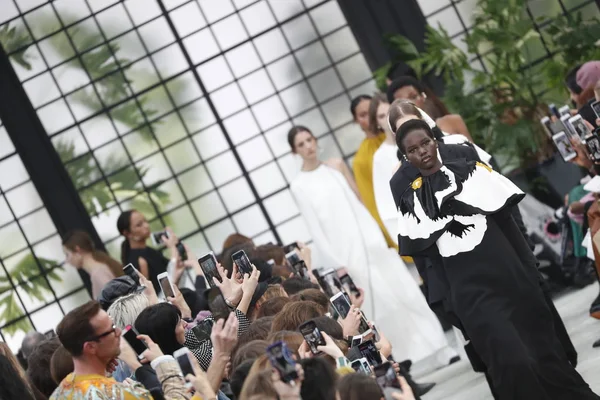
[50,301,152,399]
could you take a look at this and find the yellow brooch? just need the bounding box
[412,177,423,190]
[476,161,492,172]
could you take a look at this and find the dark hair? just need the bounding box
[230,359,255,400]
[237,317,274,351]
[271,301,325,332]
[386,76,425,103]
[50,345,74,385]
[135,303,183,356]
[290,289,329,314]
[287,125,314,152]
[0,354,35,400]
[222,233,253,254]
[350,95,372,118]
[396,119,435,154]
[116,210,134,265]
[231,340,270,376]
[26,337,61,397]
[565,64,582,94]
[367,93,389,134]
[337,372,383,400]
[282,277,319,296]
[310,316,344,340]
[386,63,417,81]
[56,301,101,357]
[63,230,123,279]
[299,357,338,400]
[256,296,291,319]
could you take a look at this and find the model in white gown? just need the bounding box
[289,127,457,366]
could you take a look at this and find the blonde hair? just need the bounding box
[107,292,151,329]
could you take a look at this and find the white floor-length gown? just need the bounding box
[290,164,456,366]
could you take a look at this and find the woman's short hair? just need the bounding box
[281,277,319,296]
[135,303,182,356]
[271,301,325,332]
[396,119,435,154]
[300,357,338,400]
[256,296,291,319]
[50,345,74,384]
[337,372,383,400]
[231,340,270,376]
[107,292,151,329]
[290,289,329,314]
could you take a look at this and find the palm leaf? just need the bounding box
[0,23,33,70]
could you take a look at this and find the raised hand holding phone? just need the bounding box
[213,263,243,307]
[184,355,217,400]
[167,284,192,319]
[211,312,239,359]
[340,307,363,337]
[271,365,304,398]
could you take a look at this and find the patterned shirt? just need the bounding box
[184,308,250,371]
[50,373,152,400]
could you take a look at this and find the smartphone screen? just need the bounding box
[586,134,600,162]
[191,319,214,343]
[291,260,311,281]
[374,362,402,390]
[340,274,360,297]
[358,340,382,367]
[285,250,302,266]
[552,132,577,162]
[592,100,600,119]
[331,294,352,319]
[232,250,253,275]
[299,321,326,354]
[350,335,363,348]
[151,231,168,246]
[283,242,299,254]
[123,263,139,282]
[175,350,195,376]
[267,341,298,383]
[159,275,174,298]
[569,115,591,141]
[123,325,147,358]
[198,253,221,288]
[351,358,371,375]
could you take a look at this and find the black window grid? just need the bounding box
[0,0,369,264]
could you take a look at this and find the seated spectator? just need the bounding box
[271,301,325,332]
[338,372,414,400]
[235,317,275,351]
[0,343,38,400]
[27,337,61,398]
[256,296,291,319]
[98,276,147,311]
[282,277,320,296]
[230,359,255,400]
[299,357,338,400]
[266,330,304,355]
[20,331,45,370]
[290,289,330,314]
[50,345,74,384]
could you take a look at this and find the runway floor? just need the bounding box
[418,284,600,399]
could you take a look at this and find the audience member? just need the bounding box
[27,337,61,398]
[20,331,45,369]
[50,345,74,385]
[0,343,37,400]
[282,277,319,296]
[256,296,291,319]
[271,301,325,332]
[62,230,123,299]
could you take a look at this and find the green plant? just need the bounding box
[0,254,62,335]
[0,23,33,70]
[541,12,600,101]
[55,139,170,218]
[375,0,584,170]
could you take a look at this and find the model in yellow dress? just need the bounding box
[350,95,403,253]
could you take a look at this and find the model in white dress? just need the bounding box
[288,125,457,367]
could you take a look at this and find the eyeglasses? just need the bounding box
[86,324,117,342]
